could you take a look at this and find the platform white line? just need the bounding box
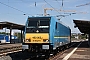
[62,41,82,60]
[52,43,76,60]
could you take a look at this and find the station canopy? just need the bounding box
[73,20,90,34]
[0,21,25,30]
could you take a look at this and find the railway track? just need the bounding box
[0,43,22,57]
[49,42,79,60]
[0,40,87,60]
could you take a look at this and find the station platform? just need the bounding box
[50,40,90,60]
[68,41,90,60]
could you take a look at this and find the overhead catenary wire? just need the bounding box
[55,0,63,6]
[76,2,90,7]
[55,0,61,7]
[0,1,33,16]
[18,0,43,16]
[55,0,64,10]
[44,0,72,17]
[44,0,61,15]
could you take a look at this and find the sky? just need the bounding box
[0,0,90,33]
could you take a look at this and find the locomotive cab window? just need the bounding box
[26,17,50,33]
[28,20,38,28]
[38,20,49,28]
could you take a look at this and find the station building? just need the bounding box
[0,21,25,43]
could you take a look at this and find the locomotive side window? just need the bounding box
[56,22,57,29]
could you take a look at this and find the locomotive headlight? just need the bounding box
[43,39,49,42]
[25,39,31,42]
[26,40,29,42]
[46,40,49,42]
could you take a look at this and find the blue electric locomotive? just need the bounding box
[22,16,71,55]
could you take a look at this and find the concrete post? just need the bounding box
[10,27,12,43]
[88,33,90,47]
[21,30,23,43]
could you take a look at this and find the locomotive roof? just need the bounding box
[28,16,51,18]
